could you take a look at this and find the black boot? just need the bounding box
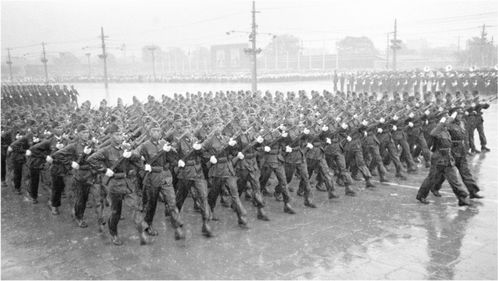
[365,179,376,189]
[345,185,356,197]
[380,175,388,183]
[316,183,327,192]
[111,235,123,246]
[470,192,484,199]
[174,227,185,240]
[146,226,158,236]
[458,197,471,206]
[202,221,214,238]
[328,190,340,199]
[416,196,429,204]
[238,215,249,228]
[274,191,283,201]
[431,189,442,197]
[304,197,317,208]
[481,146,490,152]
[257,208,270,221]
[283,203,296,214]
[395,173,407,180]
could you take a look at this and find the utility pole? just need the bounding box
[85,53,91,78]
[6,48,13,81]
[392,19,397,71]
[41,42,49,84]
[249,0,260,93]
[148,46,157,81]
[386,33,390,69]
[100,26,109,92]
[480,24,487,67]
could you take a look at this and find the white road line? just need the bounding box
[372,180,498,204]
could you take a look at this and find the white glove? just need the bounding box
[326,137,331,144]
[122,150,132,158]
[440,117,447,123]
[335,117,341,122]
[341,123,348,129]
[303,128,310,135]
[264,146,271,152]
[237,152,244,159]
[278,124,286,131]
[15,134,21,140]
[92,137,98,144]
[83,146,92,155]
[178,159,185,167]
[306,143,313,149]
[393,115,399,121]
[209,155,217,164]
[56,142,64,149]
[353,114,358,119]
[285,145,292,153]
[450,111,458,119]
[193,142,202,150]
[361,120,368,126]
[409,112,415,118]
[471,103,476,107]
[465,111,469,115]
[321,125,328,131]
[379,117,385,123]
[163,143,172,152]
[377,128,383,134]
[392,125,397,131]
[105,168,114,177]
[256,136,264,143]
[281,131,288,138]
[424,110,430,115]
[7,146,12,152]
[25,149,32,156]
[46,155,53,163]
[346,136,352,142]
[438,106,444,112]
[145,164,152,172]
[408,122,414,128]
[415,102,420,107]
[363,131,368,137]
[33,137,40,143]
[228,138,237,146]
[71,161,80,170]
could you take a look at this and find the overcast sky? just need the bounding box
[2,0,498,59]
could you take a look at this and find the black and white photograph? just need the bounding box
[1,0,497,279]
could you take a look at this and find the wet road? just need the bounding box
[2,103,497,279]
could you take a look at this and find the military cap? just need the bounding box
[76,124,89,133]
[104,123,120,134]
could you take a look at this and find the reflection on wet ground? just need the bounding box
[2,103,497,279]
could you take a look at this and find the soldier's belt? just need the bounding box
[244,153,256,159]
[150,166,164,173]
[290,146,300,150]
[217,157,228,163]
[113,173,127,179]
[185,160,199,166]
[79,164,92,170]
[268,151,279,155]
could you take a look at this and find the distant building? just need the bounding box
[210,43,250,71]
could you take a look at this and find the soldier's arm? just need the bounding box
[430,122,447,137]
[51,143,77,166]
[29,139,52,157]
[87,147,109,171]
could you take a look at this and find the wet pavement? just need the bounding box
[2,103,497,279]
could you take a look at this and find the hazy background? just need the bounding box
[2,0,498,81]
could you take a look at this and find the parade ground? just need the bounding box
[1,101,497,280]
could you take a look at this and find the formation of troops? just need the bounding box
[1,71,495,246]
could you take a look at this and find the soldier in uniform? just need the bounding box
[88,123,149,245]
[138,122,185,240]
[7,129,33,194]
[416,111,471,206]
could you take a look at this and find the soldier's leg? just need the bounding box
[468,124,478,152]
[246,169,268,221]
[191,178,213,237]
[399,137,417,172]
[207,177,222,214]
[1,150,6,182]
[123,191,149,245]
[353,149,375,188]
[417,134,431,168]
[259,165,273,195]
[296,161,317,206]
[369,145,387,182]
[12,160,23,193]
[333,153,356,196]
[476,121,488,149]
[274,165,296,214]
[107,192,123,238]
[50,174,65,207]
[443,165,470,205]
[73,179,92,227]
[159,181,185,239]
[175,179,190,212]
[90,183,106,230]
[226,177,248,226]
[143,183,160,232]
[387,141,405,178]
[416,164,444,202]
[317,158,339,199]
[28,167,40,201]
[455,157,480,196]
